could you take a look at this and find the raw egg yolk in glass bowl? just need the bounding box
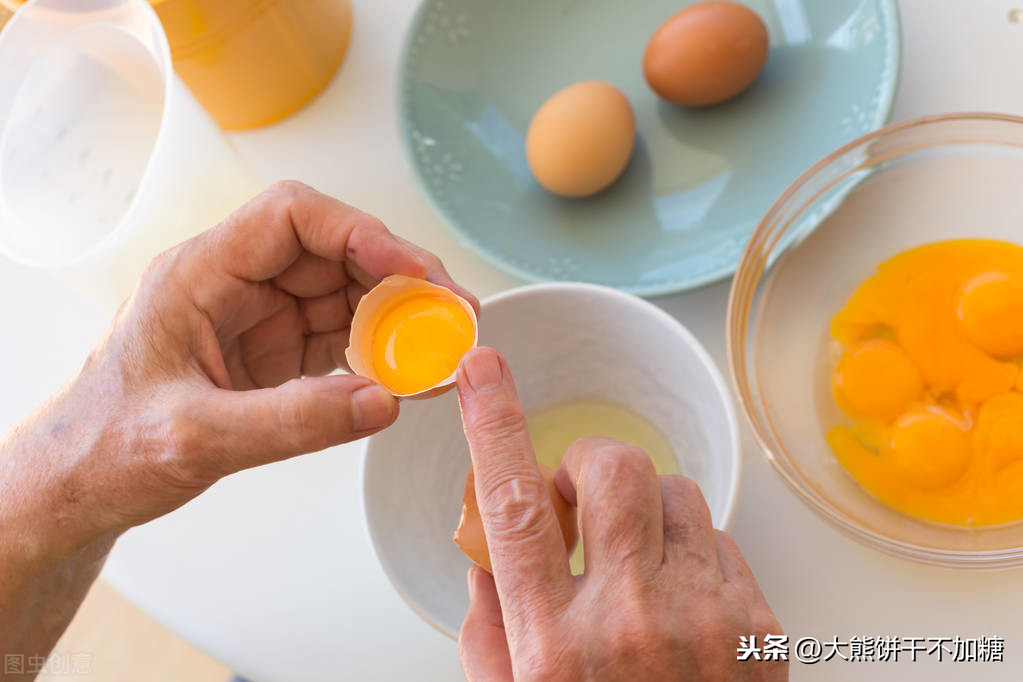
[827,239,1023,526]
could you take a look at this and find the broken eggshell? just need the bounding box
[345,274,479,399]
[454,463,578,573]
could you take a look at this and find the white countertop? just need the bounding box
[3,1,1023,680]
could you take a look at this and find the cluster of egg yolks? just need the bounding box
[371,294,475,395]
[827,240,1023,526]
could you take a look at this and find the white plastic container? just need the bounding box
[0,0,261,310]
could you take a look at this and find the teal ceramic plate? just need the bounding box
[399,0,900,295]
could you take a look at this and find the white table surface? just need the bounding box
[3,1,1023,680]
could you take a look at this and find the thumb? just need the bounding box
[459,566,513,682]
[194,374,398,473]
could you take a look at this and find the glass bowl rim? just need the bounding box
[726,111,1023,569]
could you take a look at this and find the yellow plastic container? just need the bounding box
[0,0,352,130]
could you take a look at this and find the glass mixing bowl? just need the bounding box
[728,113,1023,568]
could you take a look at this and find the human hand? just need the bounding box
[455,346,786,681]
[1,181,478,558]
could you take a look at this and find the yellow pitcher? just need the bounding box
[0,0,353,130]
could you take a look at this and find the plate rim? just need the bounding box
[397,0,903,297]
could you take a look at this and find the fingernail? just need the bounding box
[351,384,396,431]
[467,566,478,599]
[461,348,503,392]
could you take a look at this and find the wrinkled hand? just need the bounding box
[4,181,477,553]
[455,347,786,682]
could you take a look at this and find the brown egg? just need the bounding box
[525,81,635,198]
[453,463,578,573]
[643,1,769,107]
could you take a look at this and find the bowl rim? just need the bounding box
[394,0,903,297]
[726,111,1023,568]
[363,280,743,638]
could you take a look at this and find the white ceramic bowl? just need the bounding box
[362,282,740,637]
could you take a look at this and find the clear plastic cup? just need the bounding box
[0,0,262,311]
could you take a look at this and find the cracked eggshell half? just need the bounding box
[345,274,479,399]
[454,463,578,573]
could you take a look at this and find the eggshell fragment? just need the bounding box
[454,463,578,573]
[345,275,478,398]
[643,1,769,107]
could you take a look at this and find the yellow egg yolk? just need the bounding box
[957,271,1023,359]
[973,392,1023,471]
[832,340,923,421]
[888,407,971,490]
[827,239,1023,526]
[371,295,474,395]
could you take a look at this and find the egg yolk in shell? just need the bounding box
[371,294,475,395]
[827,240,1023,526]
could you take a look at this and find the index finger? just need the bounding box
[207,181,429,284]
[456,347,575,633]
